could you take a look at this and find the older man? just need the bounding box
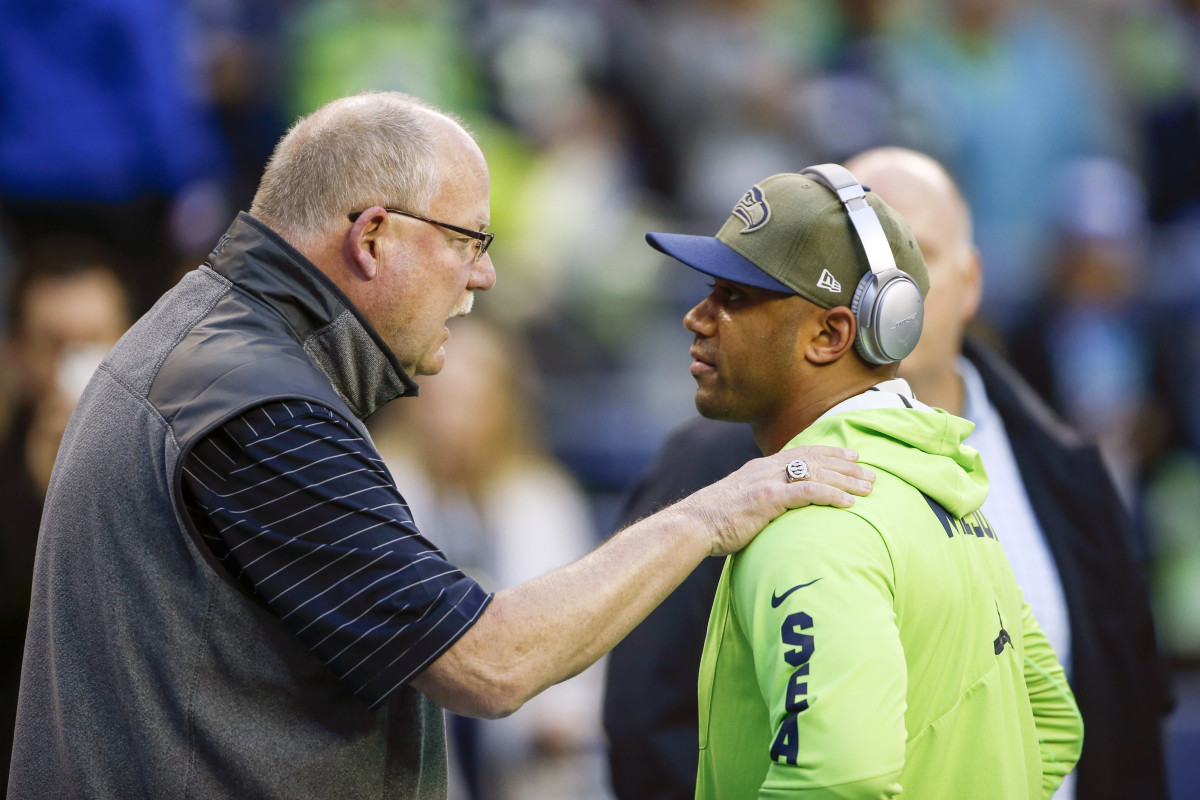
[605,149,1170,800]
[6,93,873,799]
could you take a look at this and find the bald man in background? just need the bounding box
[604,147,1172,800]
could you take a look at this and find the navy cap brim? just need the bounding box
[645,232,795,294]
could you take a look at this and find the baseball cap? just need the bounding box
[646,171,929,308]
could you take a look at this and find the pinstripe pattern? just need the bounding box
[183,399,492,710]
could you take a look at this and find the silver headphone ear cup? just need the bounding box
[851,272,887,365]
[850,272,924,365]
[873,275,924,362]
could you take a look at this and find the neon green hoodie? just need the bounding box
[696,382,1082,799]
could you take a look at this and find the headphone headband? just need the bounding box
[801,164,899,279]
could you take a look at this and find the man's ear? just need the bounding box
[806,306,857,365]
[343,207,389,281]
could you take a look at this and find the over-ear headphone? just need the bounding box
[801,164,924,365]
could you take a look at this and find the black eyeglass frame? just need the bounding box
[348,208,494,261]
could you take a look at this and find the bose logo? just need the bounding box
[891,312,919,330]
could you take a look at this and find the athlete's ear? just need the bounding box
[344,207,388,281]
[806,306,856,365]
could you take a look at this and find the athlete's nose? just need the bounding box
[684,294,717,338]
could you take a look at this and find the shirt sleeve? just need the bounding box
[1020,600,1084,798]
[180,399,492,710]
[731,506,906,799]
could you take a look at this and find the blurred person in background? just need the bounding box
[880,0,1120,334]
[1009,157,1157,508]
[0,234,132,792]
[609,0,811,224]
[281,0,537,235]
[285,0,483,124]
[188,0,292,215]
[605,147,1171,800]
[0,0,232,314]
[490,77,684,496]
[371,315,610,800]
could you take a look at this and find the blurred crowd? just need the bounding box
[1,0,1199,797]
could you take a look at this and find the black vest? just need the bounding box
[9,214,449,799]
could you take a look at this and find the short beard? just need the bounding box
[694,388,745,424]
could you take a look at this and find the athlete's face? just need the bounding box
[683,278,809,424]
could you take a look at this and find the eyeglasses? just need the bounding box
[348,208,494,262]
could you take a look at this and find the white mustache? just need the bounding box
[450,292,474,318]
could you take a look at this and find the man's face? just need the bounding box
[12,268,129,399]
[683,278,807,423]
[377,137,496,376]
[891,197,977,382]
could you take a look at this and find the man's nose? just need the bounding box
[683,295,716,337]
[469,252,496,291]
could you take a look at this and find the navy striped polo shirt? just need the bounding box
[182,399,492,709]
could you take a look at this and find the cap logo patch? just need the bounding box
[817,269,841,293]
[732,185,771,232]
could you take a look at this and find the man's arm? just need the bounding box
[410,446,875,718]
[1020,601,1084,798]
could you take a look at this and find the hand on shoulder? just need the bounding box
[679,446,876,557]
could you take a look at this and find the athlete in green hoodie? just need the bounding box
[646,165,1083,799]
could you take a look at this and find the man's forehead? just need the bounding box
[428,170,490,225]
[848,164,968,251]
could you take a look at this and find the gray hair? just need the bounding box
[250,91,461,248]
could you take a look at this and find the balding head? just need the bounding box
[844,148,982,396]
[250,91,475,249]
[846,147,973,268]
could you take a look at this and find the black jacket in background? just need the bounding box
[604,417,757,800]
[603,339,1172,800]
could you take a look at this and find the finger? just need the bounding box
[805,462,874,497]
[792,453,878,491]
[782,479,858,509]
[777,445,859,463]
[810,455,875,488]
[775,446,876,482]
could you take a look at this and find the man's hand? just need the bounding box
[676,446,875,557]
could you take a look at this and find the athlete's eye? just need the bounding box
[707,282,743,302]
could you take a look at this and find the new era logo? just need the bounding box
[817,269,841,293]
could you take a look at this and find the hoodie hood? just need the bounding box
[787,386,988,519]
